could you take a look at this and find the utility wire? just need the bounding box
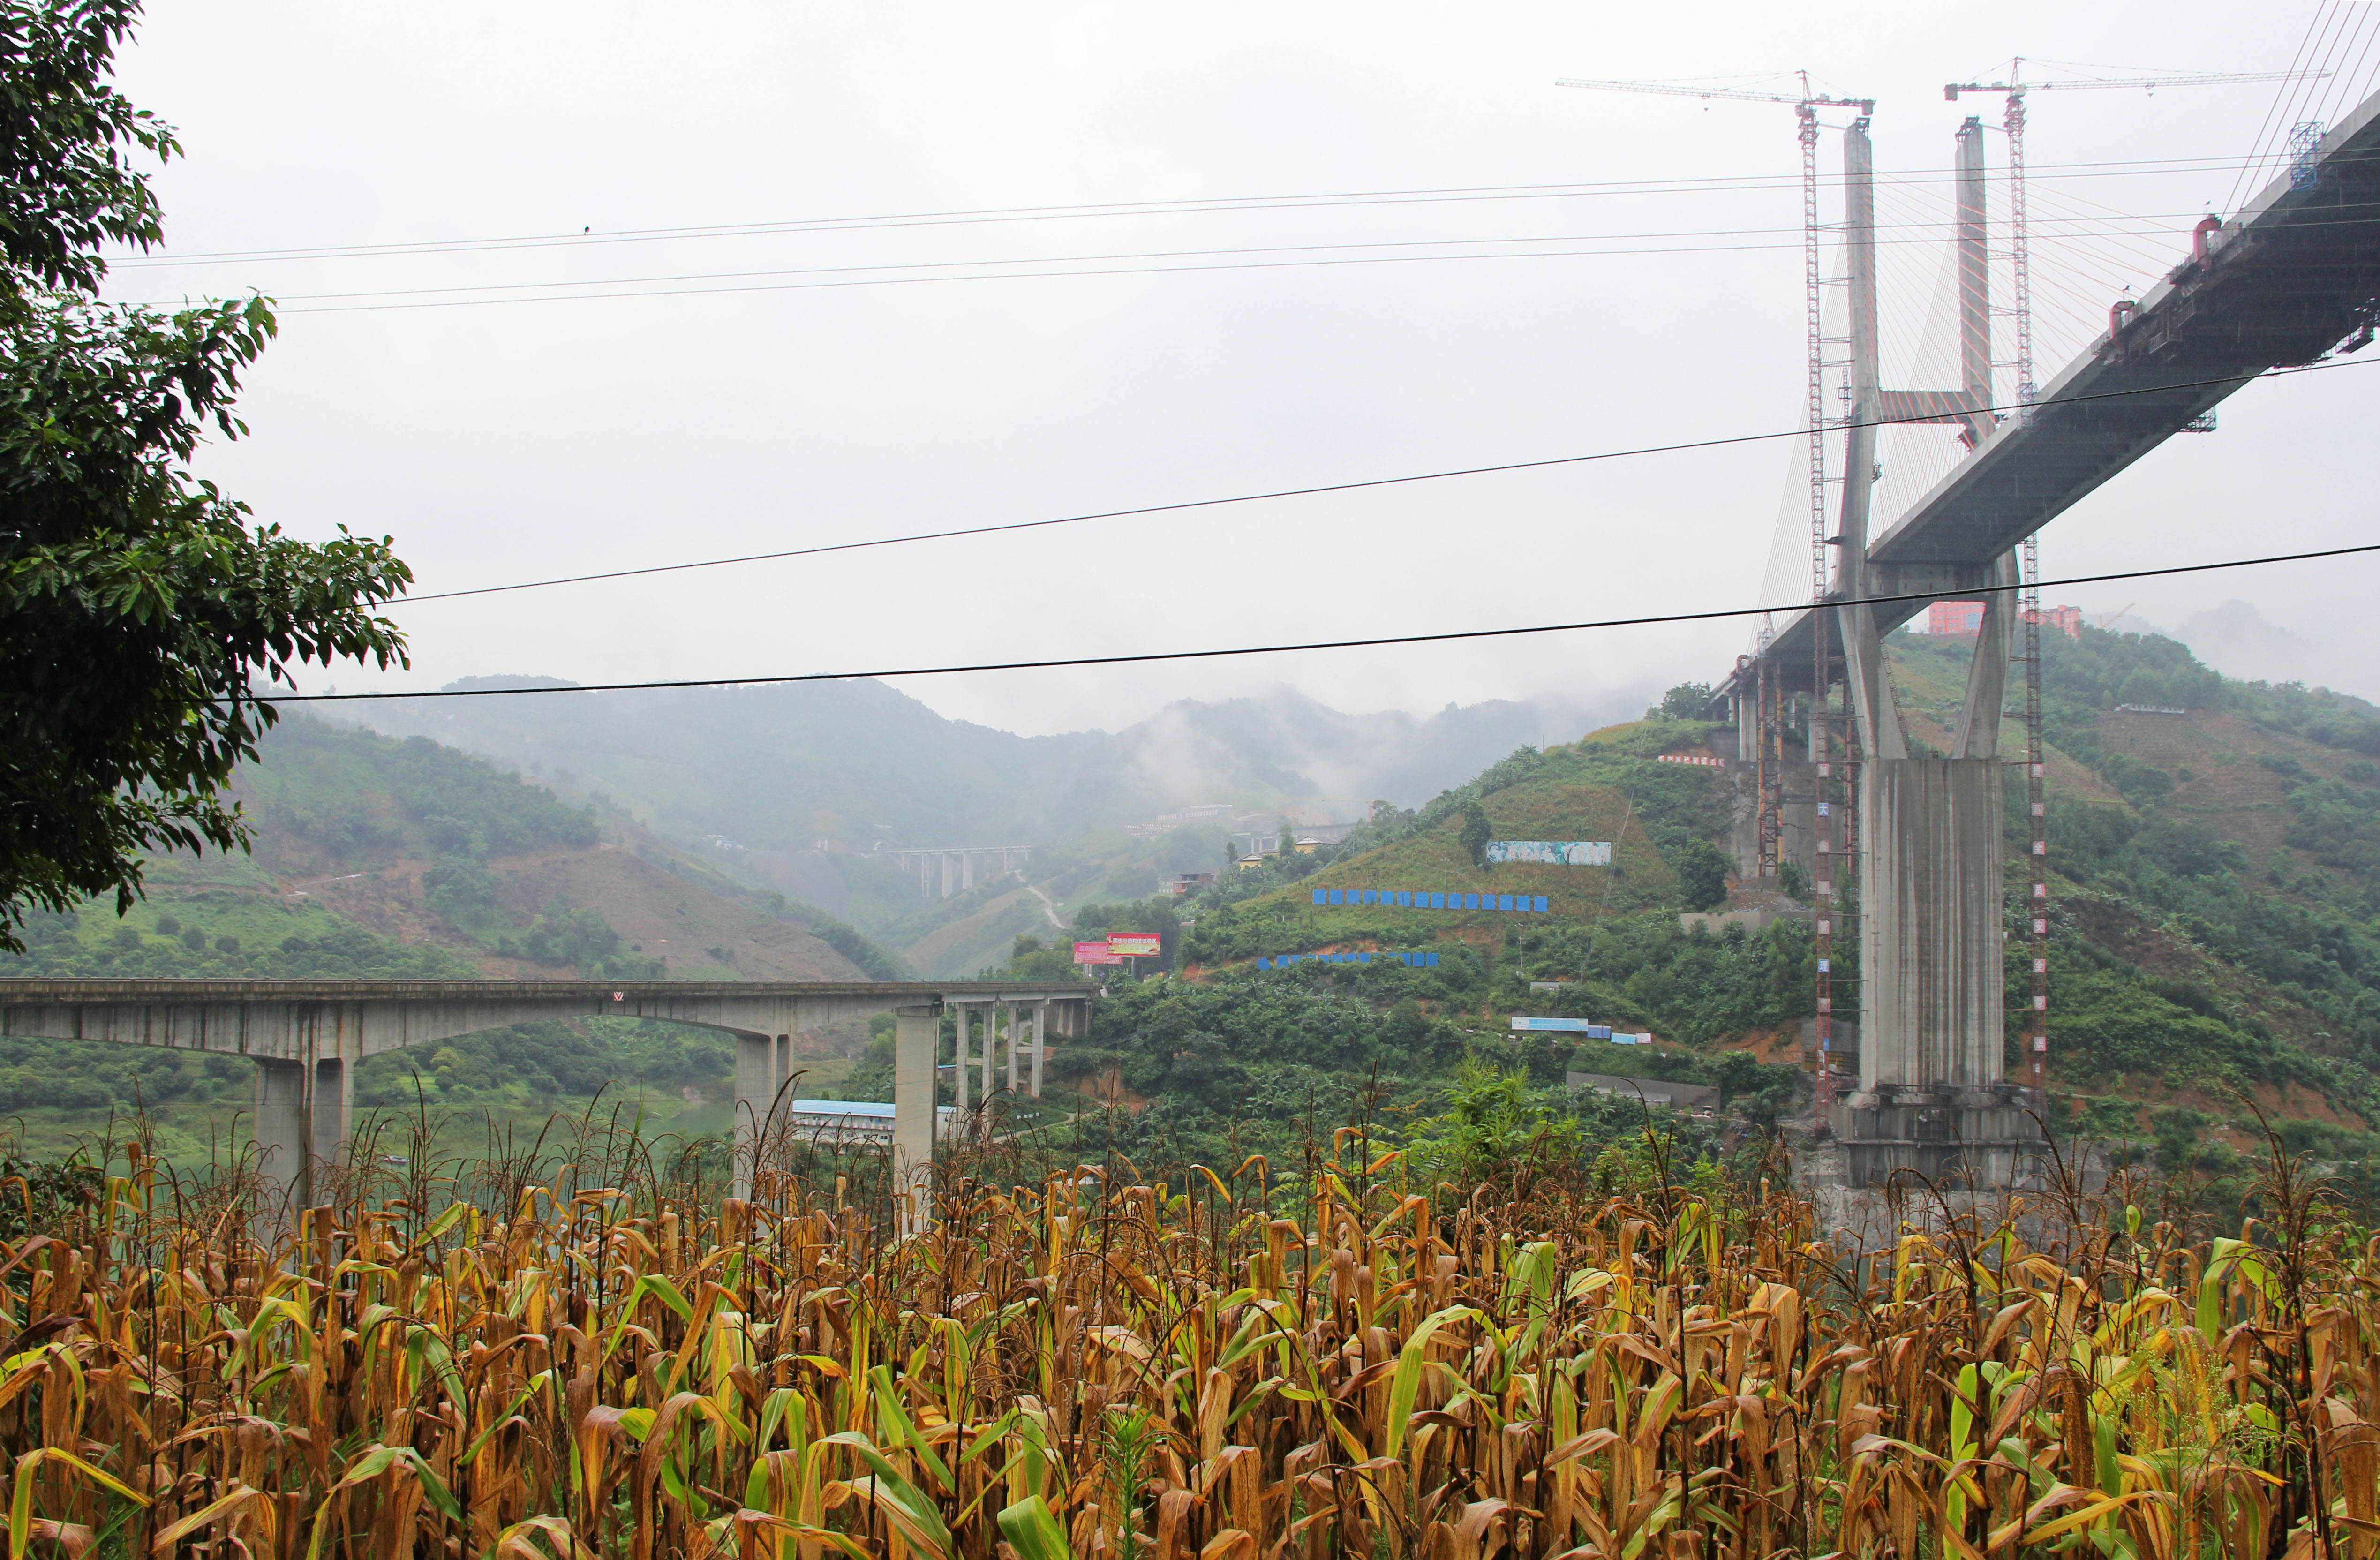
[171,197,2380,317]
[394,353,2380,606]
[158,211,2215,308]
[264,542,2380,703]
[190,213,2228,314]
[108,154,2299,272]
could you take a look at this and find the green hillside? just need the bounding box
[947,720,1803,1179]
[983,627,2380,1214]
[218,716,890,983]
[1181,722,1716,966]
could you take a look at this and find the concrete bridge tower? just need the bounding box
[1805,114,2042,1220]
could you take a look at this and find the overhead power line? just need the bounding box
[155,193,2380,317]
[140,209,2239,315]
[107,153,2290,272]
[393,353,2380,606]
[266,543,2380,703]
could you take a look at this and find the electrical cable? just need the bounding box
[2231,6,2350,213]
[392,352,2380,606]
[193,211,2239,313]
[260,542,2380,703]
[107,153,2306,272]
[136,199,2380,317]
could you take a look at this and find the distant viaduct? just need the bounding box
[0,978,1098,1218]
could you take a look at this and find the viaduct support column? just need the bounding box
[312,1055,351,1183]
[1030,1003,1046,1097]
[953,1006,970,1117]
[731,1030,791,1201]
[891,1004,939,1234]
[252,1058,309,1225]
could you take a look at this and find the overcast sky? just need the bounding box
[104,1,2380,735]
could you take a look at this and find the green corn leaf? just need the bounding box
[868,1364,955,1493]
[1386,1306,1488,1458]
[996,1495,1075,1560]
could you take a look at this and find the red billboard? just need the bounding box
[1073,941,1124,965]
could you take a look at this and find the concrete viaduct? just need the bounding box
[0,978,1096,1215]
[874,846,1032,899]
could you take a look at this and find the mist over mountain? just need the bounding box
[322,679,1625,852]
[2168,599,2335,692]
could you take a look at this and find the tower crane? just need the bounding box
[1557,75,1877,1119]
[1940,60,2318,1109]
[1556,73,1873,611]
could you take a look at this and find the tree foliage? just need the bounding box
[0,0,411,949]
[1458,800,1491,868]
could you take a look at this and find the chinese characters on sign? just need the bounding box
[1483,841,1613,866]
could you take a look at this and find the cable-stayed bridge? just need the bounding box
[1706,86,2380,1226]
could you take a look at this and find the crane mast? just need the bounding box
[1556,72,1872,1125]
[1941,59,2324,1102]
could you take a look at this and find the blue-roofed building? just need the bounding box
[781,1098,958,1143]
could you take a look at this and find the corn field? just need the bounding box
[0,1126,2376,1560]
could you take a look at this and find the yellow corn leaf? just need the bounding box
[489,1515,600,1560]
[8,1450,146,1560]
[146,1485,261,1555]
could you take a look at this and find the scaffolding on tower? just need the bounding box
[1936,60,2322,1101]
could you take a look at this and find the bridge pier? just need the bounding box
[250,1047,355,1228]
[1031,1002,1045,1097]
[251,1059,307,1215]
[1780,114,2045,1239]
[892,1004,938,1231]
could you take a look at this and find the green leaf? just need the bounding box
[996,1495,1075,1560]
[868,1364,954,1493]
[1386,1305,1487,1458]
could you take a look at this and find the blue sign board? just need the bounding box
[1312,888,1550,912]
[1258,950,1440,970]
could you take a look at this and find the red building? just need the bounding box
[1925,600,1986,636]
[1922,601,2085,639]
